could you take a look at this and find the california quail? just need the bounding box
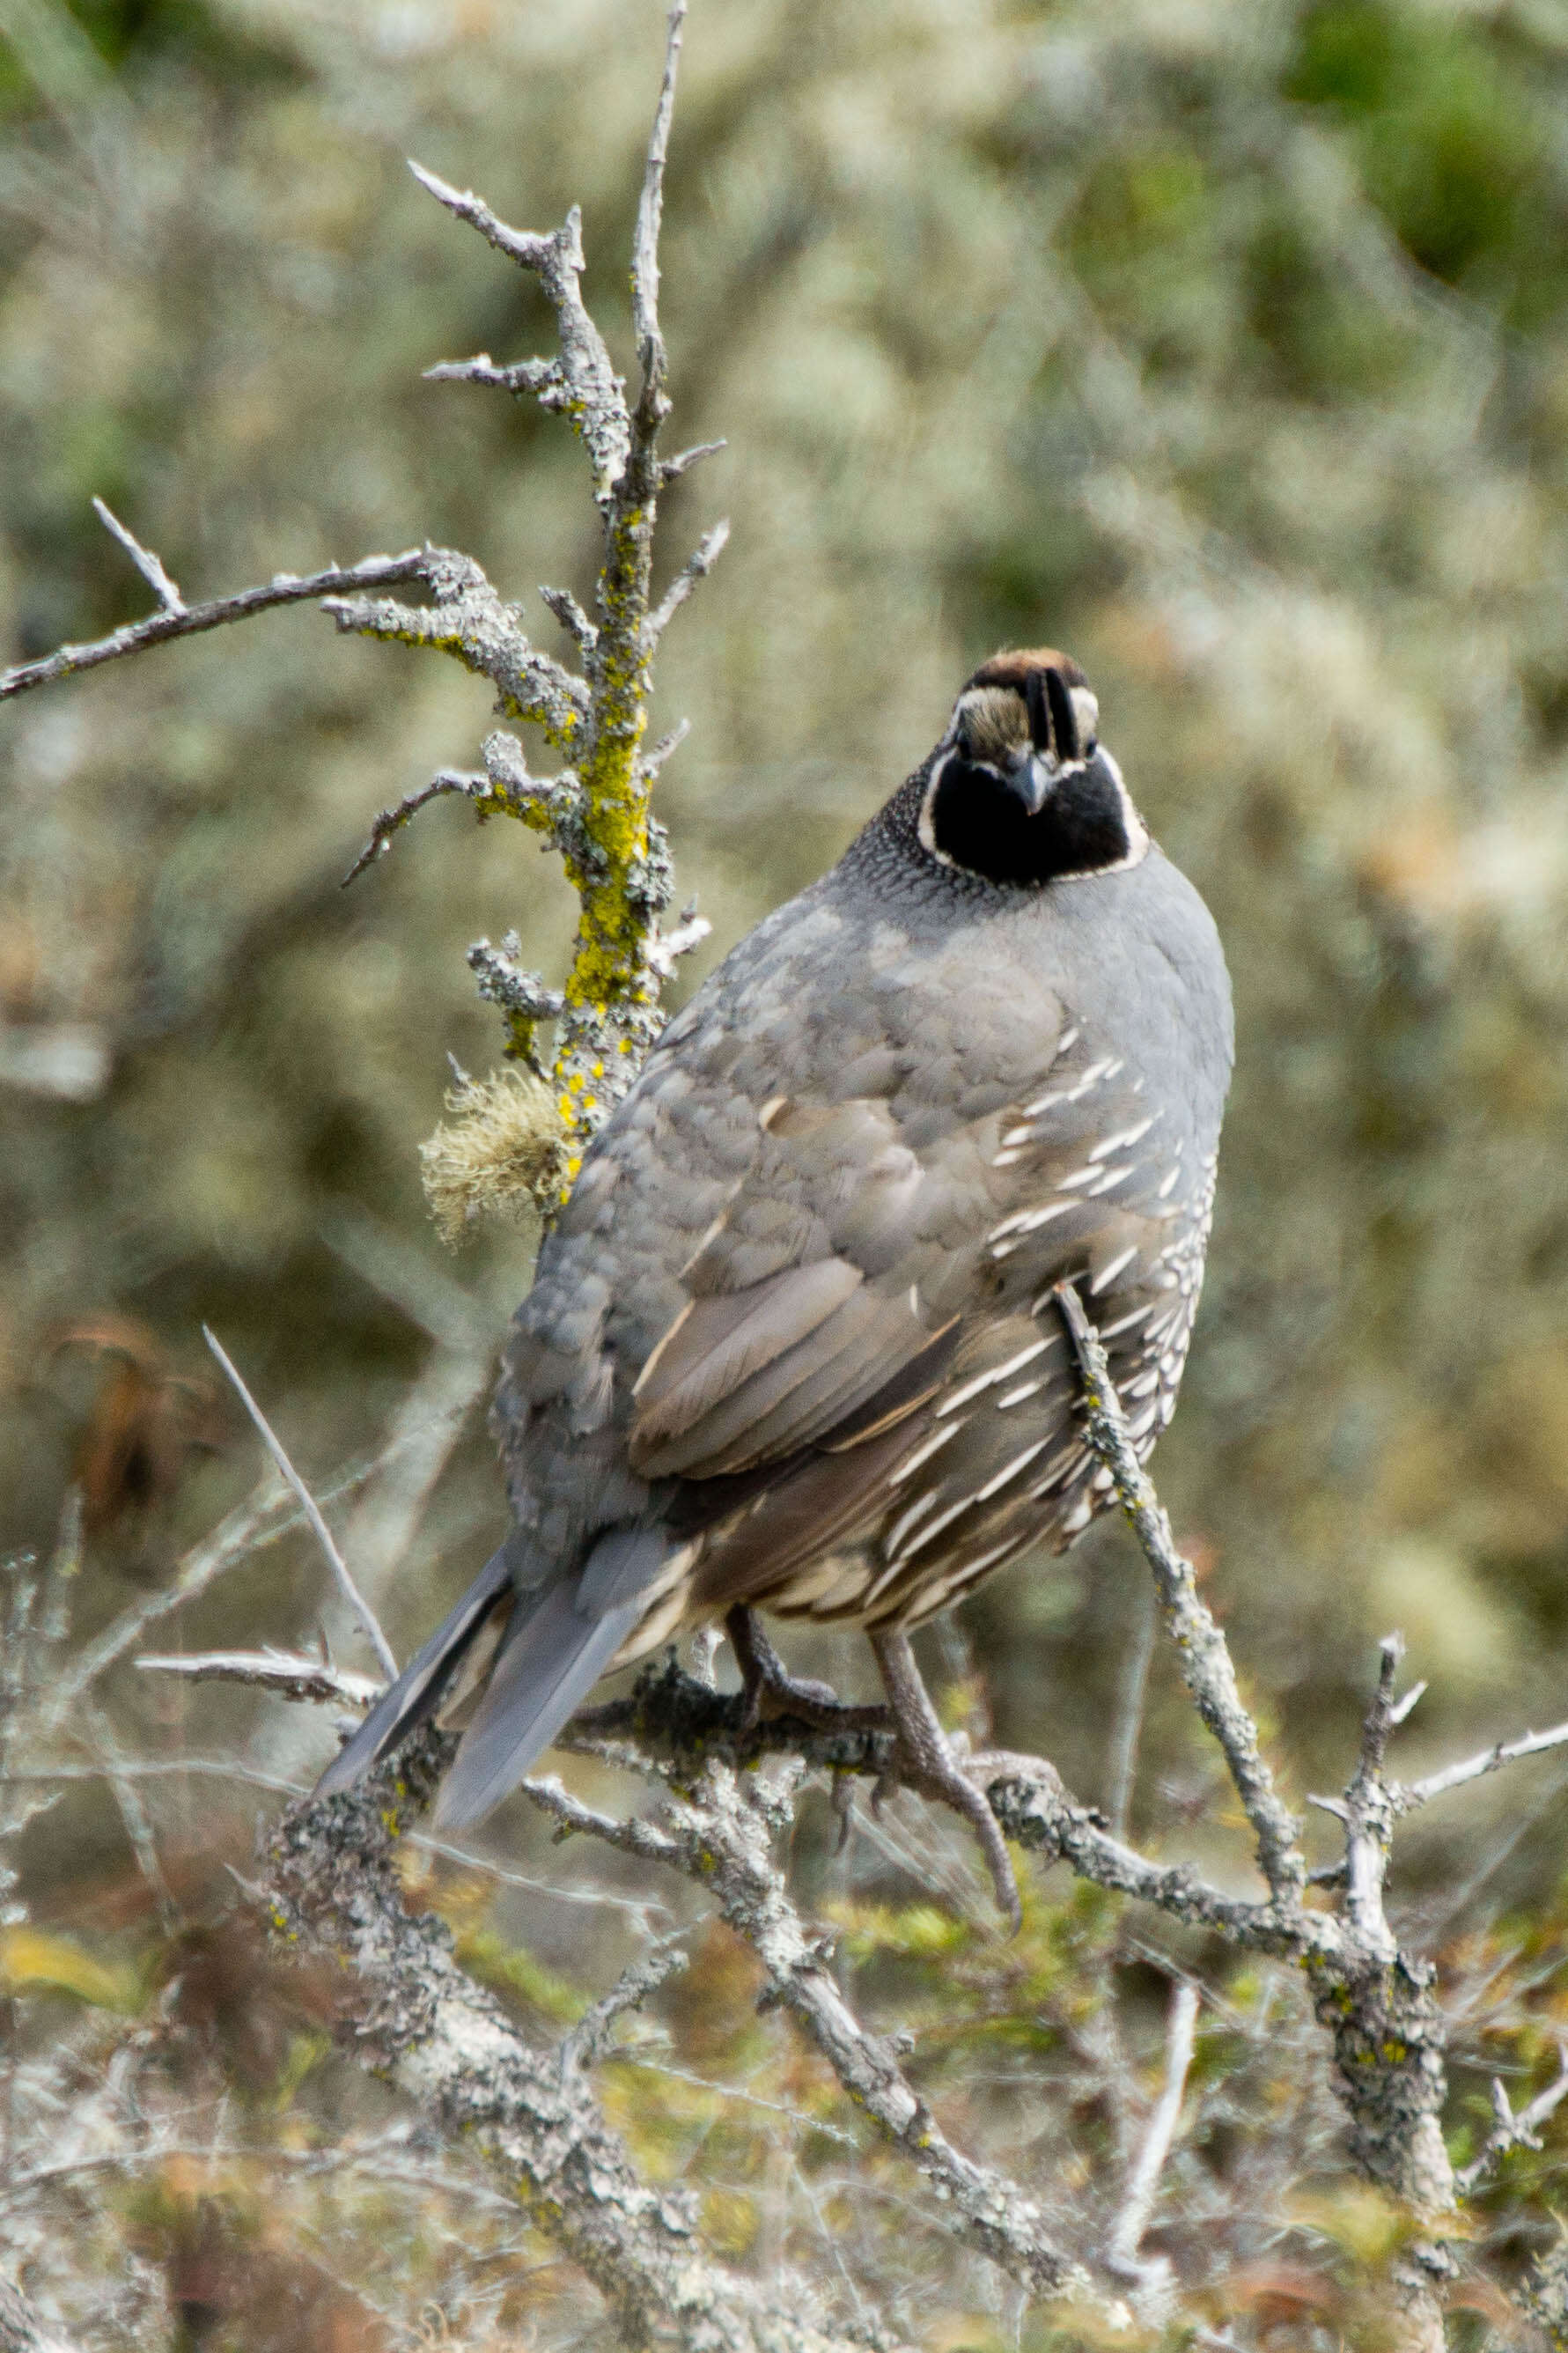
[319,648,1233,1921]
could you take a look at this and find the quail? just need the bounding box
[319,648,1233,1922]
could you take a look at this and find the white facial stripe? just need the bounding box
[1048,745,1150,883]
[1070,684,1100,746]
[917,749,964,869]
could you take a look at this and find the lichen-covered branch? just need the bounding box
[524,1756,1103,2311]
[1053,1281,1306,1907]
[570,1659,1314,1958]
[377,0,720,1189]
[3,0,722,1217]
[1055,1284,1463,2349]
[268,1734,894,2353]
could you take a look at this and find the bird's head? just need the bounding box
[918,648,1149,887]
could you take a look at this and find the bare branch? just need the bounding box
[1341,1634,1402,1962]
[631,0,688,430]
[423,351,562,394]
[539,582,598,653]
[409,164,631,505]
[0,547,430,701]
[136,1647,380,1708]
[467,932,566,1022]
[1054,1281,1307,1905]
[985,1754,1304,1953]
[557,1939,691,2077]
[320,550,590,748]
[660,439,727,483]
[1456,2046,1568,2196]
[92,496,184,611]
[646,911,712,980]
[644,519,731,647]
[1397,1715,1568,1811]
[642,718,690,778]
[1106,1979,1200,2282]
[202,1327,398,1679]
[269,1735,880,2353]
[36,1463,377,1735]
[1390,1678,1427,1728]
[571,1656,1320,1958]
[341,767,490,885]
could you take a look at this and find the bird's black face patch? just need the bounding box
[928,743,1133,887]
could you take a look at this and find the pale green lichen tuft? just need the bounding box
[418,1066,569,1245]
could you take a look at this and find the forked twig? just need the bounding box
[0,550,430,699]
[1455,2046,1568,2195]
[524,1759,1100,2307]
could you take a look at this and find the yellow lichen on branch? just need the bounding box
[334,1,715,1232]
[547,498,664,1190]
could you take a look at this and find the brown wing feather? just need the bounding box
[629,1091,973,1481]
[629,1258,863,1455]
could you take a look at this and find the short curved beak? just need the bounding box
[1005,749,1055,817]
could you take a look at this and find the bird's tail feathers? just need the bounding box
[312,1543,514,1800]
[432,1580,644,1830]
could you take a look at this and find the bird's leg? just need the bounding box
[725,1605,889,1736]
[868,1626,1022,1934]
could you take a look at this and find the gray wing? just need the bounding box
[628,1095,968,1479]
[638,1028,1208,1627]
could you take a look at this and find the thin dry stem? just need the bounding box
[91,496,183,611]
[135,1648,381,1708]
[1106,1979,1199,2282]
[202,1328,398,1678]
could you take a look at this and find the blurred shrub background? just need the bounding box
[5,0,1568,2340]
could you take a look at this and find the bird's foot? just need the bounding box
[870,1626,1022,1935]
[725,1606,891,1737]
